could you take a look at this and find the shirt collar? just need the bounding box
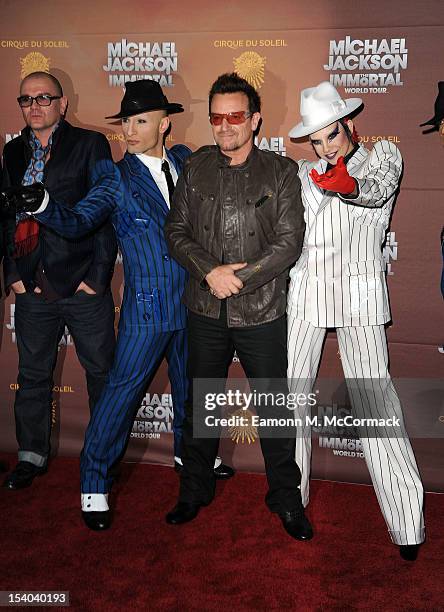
[136,147,170,174]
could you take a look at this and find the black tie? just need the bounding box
[161,160,175,202]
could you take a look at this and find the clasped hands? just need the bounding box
[0,182,46,215]
[206,263,247,299]
[309,156,357,196]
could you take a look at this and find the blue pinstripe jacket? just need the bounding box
[36,144,191,333]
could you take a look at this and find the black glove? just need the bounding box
[0,182,46,214]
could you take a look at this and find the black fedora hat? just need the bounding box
[106,79,184,119]
[420,81,444,131]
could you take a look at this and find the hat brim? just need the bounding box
[421,125,438,134]
[289,98,363,139]
[419,116,438,127]
[105,102,184,119]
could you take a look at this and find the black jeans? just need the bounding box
[14,290,116,466]
[179,303,302,514]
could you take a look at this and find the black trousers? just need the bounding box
[14,290,116,466]
[179,304,302,514]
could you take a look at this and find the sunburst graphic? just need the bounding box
[228,408,258,444]
[20,52,51,78]
[233,51,266,89]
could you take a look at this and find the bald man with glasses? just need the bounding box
[1,71,117,491]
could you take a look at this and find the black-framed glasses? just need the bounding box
[17,94,62,108]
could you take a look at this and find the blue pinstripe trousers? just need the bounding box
[80,327,187,493]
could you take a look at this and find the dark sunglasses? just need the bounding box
[209,111,252,126]
[17,94,62,108]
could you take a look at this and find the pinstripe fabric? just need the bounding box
[337,326,424,545]
[81,328,187,493]
[287,141,424,545]
[288,319,424,544]
[35,145,192,491]
[287,315,325,502]
[38,146,191,333]
[80,147,191,492]
[115,149,189,333]
[288,141,401,328]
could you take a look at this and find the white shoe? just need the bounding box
[81,493,109,512]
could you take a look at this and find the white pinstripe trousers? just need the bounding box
[287,316,425,545]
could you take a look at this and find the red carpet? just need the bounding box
[0,453,442,611]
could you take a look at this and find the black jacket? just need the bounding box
[1,119,117,297]
[165,145,305,327]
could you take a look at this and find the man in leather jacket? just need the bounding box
[164,73,312,541]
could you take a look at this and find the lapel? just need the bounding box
[165,146,180,174]
[124,152,169,215]
[305,158,327,216]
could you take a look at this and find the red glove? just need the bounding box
[310,156,356,195]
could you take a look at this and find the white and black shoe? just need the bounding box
[81,493,110,531]
[174,456,235,479]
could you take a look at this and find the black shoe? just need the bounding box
[279,509,314,541]
[2,461,46,489]
[174,460,235,480]
[82,510,111,531]
[166,502,201,525]
[214,463,235,480]
[399,544,420,561]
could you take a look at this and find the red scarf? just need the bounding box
[13,218,40,258]
[13,128,55,258]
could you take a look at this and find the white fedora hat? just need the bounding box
[289,81,362,138]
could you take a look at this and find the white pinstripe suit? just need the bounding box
[287,141,425,545]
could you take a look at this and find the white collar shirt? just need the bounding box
[135,148,178,208]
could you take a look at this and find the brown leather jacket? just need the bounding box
[165,144,305,327]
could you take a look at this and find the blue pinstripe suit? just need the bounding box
[35,145,191,493]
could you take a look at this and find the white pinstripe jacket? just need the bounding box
[288,140,402,328]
